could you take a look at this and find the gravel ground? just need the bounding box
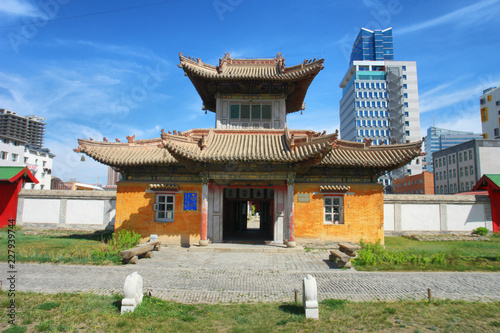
[1,244,499,304]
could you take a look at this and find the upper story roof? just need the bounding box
[178,52,324,114]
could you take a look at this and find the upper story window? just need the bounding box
[1,151,7,160]
[230,102,272,128]
[402,66,407,71]
[11,154,18,162]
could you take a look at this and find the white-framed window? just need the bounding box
[154,194,175,222]
[1,151,8,160]
[324,196,344,225]
[11,153,18,162]
[229,102,272,129]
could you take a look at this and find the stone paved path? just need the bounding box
[2,245,500,303]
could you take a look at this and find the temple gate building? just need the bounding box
[76,53,422,246]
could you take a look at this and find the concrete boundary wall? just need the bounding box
[17,190,116,230]
[384,194,492,235]
[14,191,492,234]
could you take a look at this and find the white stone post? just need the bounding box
[303,274,319,319]
[121,272,144,314]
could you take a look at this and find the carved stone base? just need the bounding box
[199,239,209,246]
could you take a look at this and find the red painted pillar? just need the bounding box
[489,188,499,233]
[287,179,296,248]
[199,179,209,246]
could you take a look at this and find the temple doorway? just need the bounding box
[222,188,274,242]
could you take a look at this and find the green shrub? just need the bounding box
[90,229,141,264]
[109,229,141,250]
[472,227,489,236]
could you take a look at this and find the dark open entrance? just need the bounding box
[222,188,273,243]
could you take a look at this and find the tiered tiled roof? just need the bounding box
[75,138,177,167]
[76,128,422,172]
[178,52,324,113]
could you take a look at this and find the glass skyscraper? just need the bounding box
[349,28,394,65]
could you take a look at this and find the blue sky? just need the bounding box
[1,0,499,184]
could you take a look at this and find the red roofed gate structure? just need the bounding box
[0,166,38,227]
[76,53,422,247]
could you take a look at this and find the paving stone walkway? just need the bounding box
[2,245,500,303]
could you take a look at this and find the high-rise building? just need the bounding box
[107,166,121,186]
[424,127,483,173]
[479,86,500,139]
[0,109,45,148]
[349,27,394,65]
[339,28,422,184]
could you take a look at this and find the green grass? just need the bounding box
[0,228,122,265]
[354,235,500,271]
[1,291,499,332]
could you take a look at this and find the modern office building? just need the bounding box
[480,86,500,139]
[424,127,483,173]
[339,28,422,185]
[0,109,45,148]
[433,139,500,194]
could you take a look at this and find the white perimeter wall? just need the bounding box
[384,194,492,234]
[17,190,116,230]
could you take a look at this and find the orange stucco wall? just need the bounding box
[115,181,201,245]
[294,183,384,245]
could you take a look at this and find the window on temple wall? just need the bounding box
[324,196,344,225]
[154,194,175,222]
[230,102,272,128]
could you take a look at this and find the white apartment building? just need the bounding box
[480,86,500,139]
[339,60,422,181]
[23,146,55,189]
[0,136,25,167]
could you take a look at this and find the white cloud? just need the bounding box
[436,112,482,134]
[419,76,500,114]
[399,0,500,35]
[0,0,41,17]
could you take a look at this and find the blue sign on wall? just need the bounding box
[183,193,197,211]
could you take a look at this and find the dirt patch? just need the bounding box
[404,234,490,241]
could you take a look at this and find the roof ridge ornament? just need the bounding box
[199,135,207,150]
